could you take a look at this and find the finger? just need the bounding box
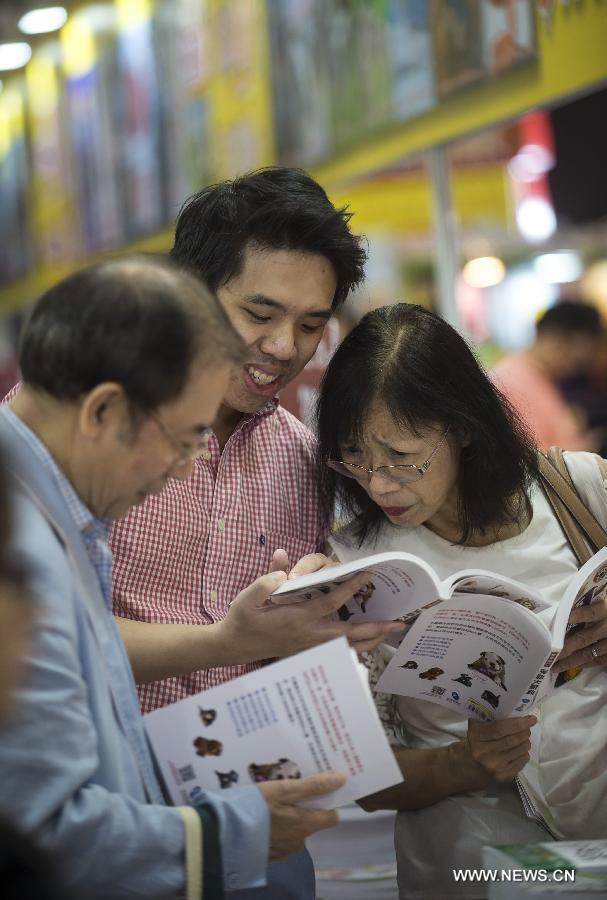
[473,731,532,755]
[351,636,388,654]
[345,621,405,640]
[304,572,375,618]
[236,571,287,608]
[561,622,607,658]
[568,597,607,626]
[300,808,340,834]
[349,622,406,654]
[494,749,531,783]
[269,549,290,575]
[554,640,607,671]
[469,716,536,742]
[271,770,346,803]
[288,553,332,579]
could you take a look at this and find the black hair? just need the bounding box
[536,299,601,337]
[19,255,244,412]
[316,303,539,545]
[171,167,366,311]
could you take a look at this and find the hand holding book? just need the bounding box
[553,592,607,672]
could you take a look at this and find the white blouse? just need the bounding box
[332,452,607,899]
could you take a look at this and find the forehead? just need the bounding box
[354,400,441,445]
[359,401,416,440]
[221,245,336,315]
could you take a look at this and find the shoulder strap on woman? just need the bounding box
[536,447,607,565]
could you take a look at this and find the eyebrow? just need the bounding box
[244,293,332,320]
[371,436,415,453]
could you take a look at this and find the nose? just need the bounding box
[367,470,402,496]
[259,323,297,361]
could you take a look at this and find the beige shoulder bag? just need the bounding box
[537,447,607,562]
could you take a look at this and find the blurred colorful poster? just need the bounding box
[430,0,536,100]
[26,48,80,266]
[387,0,436,121]
[0,87,31,283]
[62,13,123,253]
[207,0,276,179]
[324,0,394,150]
[153,0,213,216]
[268,0,436,167]
[115,0,165,237]
[268,0,332,166]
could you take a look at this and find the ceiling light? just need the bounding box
[18,7,68,35]
[534,251,583,284]
[462,257,506,289]
[0,43,32,72]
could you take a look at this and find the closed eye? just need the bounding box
[301,322,325,333]
[245,309,271,323]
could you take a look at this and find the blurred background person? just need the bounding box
[0,451,68,899]
[491,299,603,451]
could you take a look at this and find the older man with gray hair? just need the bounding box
[0,255,353,900]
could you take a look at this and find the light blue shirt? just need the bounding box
[0,406,270,898]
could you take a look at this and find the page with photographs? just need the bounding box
[272,551,445,622]
[376,593,553,721]
[144,638,402,809]
[271,552,553,625]
[445,572,551,614]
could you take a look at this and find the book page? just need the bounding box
[444,568,551,614]
[376,594,552,721]
[145,638,402,810]
[272,551,443,623]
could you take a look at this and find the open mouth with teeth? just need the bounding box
[245,365,281,387]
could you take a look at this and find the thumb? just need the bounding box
[234,570,287,608]
[269,549,290,575]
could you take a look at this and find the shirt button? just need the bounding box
[227,874,239,889]
[210,590,218,604]
[217,518,226,532]
[201,448,211,461]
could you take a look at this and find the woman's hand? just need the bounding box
[465,716,536,784]
[553,595,607,672]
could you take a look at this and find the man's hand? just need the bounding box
[257,771,346,860]
[553,595,607,672]
[268,550,337,586]
[217,568,404,663]
[465,716,536,784]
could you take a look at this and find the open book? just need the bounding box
[144,637,402,809]
[272,548,607,721]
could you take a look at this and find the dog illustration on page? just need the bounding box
[468,651,508,691]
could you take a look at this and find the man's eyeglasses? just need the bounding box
[147,410,213,467]
[327,429,450,485]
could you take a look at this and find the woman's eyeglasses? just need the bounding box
[327,429,449,485]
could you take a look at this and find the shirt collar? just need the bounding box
[4,406,111,542]
[229,397,279,438]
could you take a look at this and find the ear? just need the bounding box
[78,383,128,441]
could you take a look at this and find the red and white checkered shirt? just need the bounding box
[110,400,330,712]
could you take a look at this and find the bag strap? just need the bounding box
[536,447,607,565]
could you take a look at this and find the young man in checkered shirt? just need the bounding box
[109,169,400,899]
